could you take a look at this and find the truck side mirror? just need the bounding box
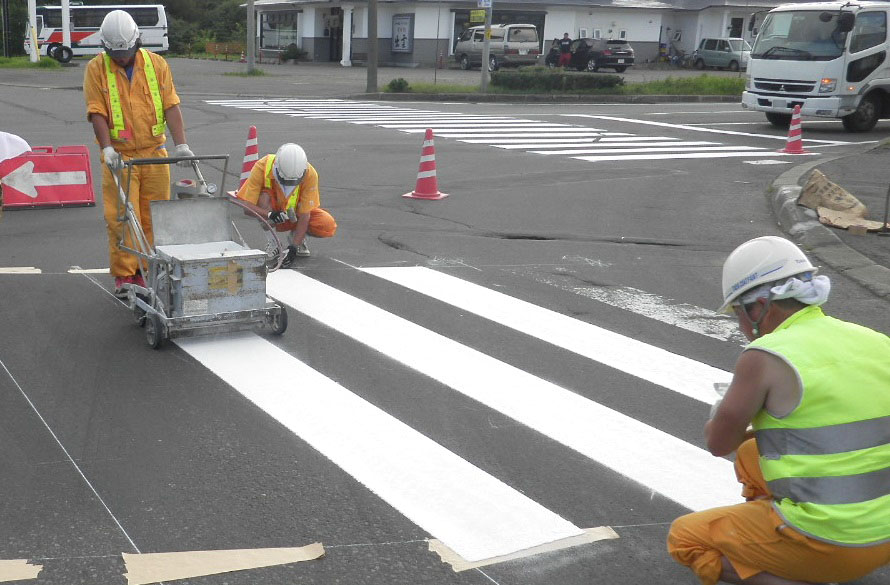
[838,12,855,33]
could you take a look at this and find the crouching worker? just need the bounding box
[236,143,336,266]
[668,235,890,585]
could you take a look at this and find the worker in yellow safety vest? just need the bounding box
[83,9,193,298]
[668,235,890,585]
[236,143,336,267]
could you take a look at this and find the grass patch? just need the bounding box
[223,68,268,77]
[380,71,743,96]
[0,56,61,69]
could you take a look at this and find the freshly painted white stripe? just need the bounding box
[535,145,759,155]
[649,110,753,115]
[360,266,733,400]
[743,160,792,165]
[177,333,582,562]
[267,271,739,512]
[457,135,619,143]
[378,123,573,129]
[425,132,607,139]
[0,267,41,274]
[492,141,696,150]
[564,114,850,145]
[573,151,816,162]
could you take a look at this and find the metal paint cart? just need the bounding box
[114,155,288,348]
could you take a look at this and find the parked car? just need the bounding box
[567,38,635,72]
[692,37,751,71]
[454,24,541,71]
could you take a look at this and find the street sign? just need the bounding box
[469,9,485,23]
[477,0,491,7]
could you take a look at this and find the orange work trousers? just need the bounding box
[668,439,890,585]
[275,207,337,238]
[101,147,170,278]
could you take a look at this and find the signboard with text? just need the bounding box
[391,14,414,53]
[469,9,485,23]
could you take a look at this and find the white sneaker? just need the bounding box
[294,241,310,257]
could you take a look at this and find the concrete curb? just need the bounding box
[767,144,890,299]
[351,92,741,103]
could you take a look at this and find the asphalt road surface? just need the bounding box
[1,60,889,585]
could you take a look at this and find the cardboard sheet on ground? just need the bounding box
[429,526,619,571]
[122,543,324,585]
[817,207,889,231]
[798,169,868,217]
[0,560,42,582]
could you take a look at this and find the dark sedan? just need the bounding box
[568,38,635,73]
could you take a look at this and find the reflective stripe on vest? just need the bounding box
[749,305,890,545]
[264,154,301,210]
[103,49,166,141]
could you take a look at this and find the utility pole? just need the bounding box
[479,0,492,92]
[27,0,38,62]
[2,0,11,58]
[246,0,255,73]
[366,0,378,93]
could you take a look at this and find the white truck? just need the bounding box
[742,1,890,132]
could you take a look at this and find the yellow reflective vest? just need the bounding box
[103,49,165,141]
[749,305,890,545]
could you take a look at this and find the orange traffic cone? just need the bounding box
[239,125,259,189]
[779,106,809,154]
[403,128,448,200]
[239,51,246,63]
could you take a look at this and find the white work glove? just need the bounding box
[267,210,288,224]
[173,143,195,167]
[102,146,123,171]
[710,382,730,419]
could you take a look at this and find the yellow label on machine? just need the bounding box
[208,261,243,294]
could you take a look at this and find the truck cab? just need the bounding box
[742,2,890,131]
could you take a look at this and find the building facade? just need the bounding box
[252,0,781,67]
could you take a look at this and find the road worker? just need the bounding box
[235,143,336,266]
[83,9,193,298]
[668,235,890,585]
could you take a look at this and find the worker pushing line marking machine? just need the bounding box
[113,154,288,349]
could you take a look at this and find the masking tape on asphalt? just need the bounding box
[429,526,619,572]
[0,559,42,582]
[68,267,109,274]
[122,543,325,585]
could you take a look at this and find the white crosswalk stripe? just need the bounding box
[164,264,744,565]
[205,98,794,163]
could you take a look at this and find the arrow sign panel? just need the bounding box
[1,160,88,198]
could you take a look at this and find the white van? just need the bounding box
[454,24,540,71]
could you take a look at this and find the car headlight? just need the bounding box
[819,78,837,93]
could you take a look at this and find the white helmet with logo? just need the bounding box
[718,236,816,313]
[273,143,308,189]
[100,10,140,57]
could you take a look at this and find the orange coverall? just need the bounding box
[235,155,336,238]
[668,438,890,585]
[84,50,179,278]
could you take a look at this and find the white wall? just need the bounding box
[544,10,577,42]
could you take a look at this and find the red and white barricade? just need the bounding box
[0,145,95,209]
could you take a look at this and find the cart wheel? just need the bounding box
[135,307,147,327]
[145,313,165,349]
[269,306,288,335]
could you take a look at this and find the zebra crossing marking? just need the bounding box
[176,332,585,563]
[204,98,790,163]
[266,270,739,512]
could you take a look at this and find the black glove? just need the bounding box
[268,210,288,224]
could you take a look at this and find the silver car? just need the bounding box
[693,37,751,71]
[454,24,541,71]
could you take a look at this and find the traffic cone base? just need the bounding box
[403,128,448,200]
[779,105,809,154]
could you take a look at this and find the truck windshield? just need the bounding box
[751,11,846,60]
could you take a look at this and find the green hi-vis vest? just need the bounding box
[264,154,301,211]
[103,48,166,141]
[748,305,890,546]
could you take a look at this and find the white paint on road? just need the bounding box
[176,333,583,563]
[267,271,739,512]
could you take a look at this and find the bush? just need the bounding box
[386,78,410,93]
[491,68,623,92]
[281,43,306,61]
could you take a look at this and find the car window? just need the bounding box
[717,40,729,51]
[509,28,538,42]
[491,29,505,41]
[850,11,887,52]
[473,30,484,42]
[704,39,718,50]
[458,30,472,42]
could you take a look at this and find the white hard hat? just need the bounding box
[100,10,140,56]
[718,236,816,313]
[273,143,308,188]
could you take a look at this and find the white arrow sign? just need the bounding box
[0,160,87,199]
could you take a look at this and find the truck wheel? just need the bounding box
[842,94,880,132]
[765,112,792,128]
[459,54,470,70]
[728,60,739,72]
[47,43,61,59]
[55,46,73,63]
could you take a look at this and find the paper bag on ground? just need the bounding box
[798,169,868,218]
